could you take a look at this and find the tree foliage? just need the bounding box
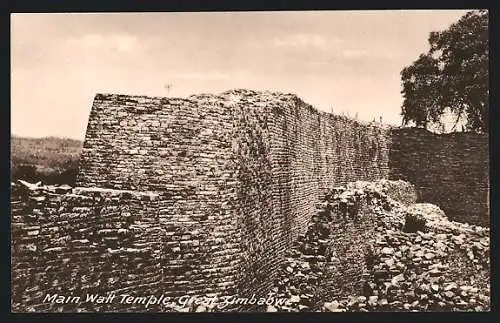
[401,10,488,133]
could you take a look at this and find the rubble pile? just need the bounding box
[344,226,490,312]
[346,179,417,206]
[266,181,490,312]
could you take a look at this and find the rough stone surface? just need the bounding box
[11,90,490,312]
[11,182,162,312]
[389,128,489,226]
[267,181,490,312]
[74,90,391,305]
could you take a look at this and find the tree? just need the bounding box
[400,10,488,133]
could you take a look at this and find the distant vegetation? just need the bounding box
[11,135,83,185]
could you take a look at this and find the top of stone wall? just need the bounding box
[391,126,488,139]
[93,89,391,130]
[11,180,159,200]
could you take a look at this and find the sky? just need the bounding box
[11,10,470,140]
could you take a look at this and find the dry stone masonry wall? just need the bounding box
[11,182,161,312]
[75,89,391,307]
[12,89,489,312]
[389,128,489,226]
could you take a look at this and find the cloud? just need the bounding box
[273,33,342,51]
[340,48,399,59]
[51,32,149,68]
[63,33,140,54]
[76,34,139,52]
[169,72,230,80]
[341,49,369,58]
[271,33,399,62]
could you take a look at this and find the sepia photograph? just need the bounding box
[10,9,490,312]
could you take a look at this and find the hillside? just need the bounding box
[11,135,83,185]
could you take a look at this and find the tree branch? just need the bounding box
[450,108,463,132]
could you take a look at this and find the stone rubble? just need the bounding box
[265,181,490,312]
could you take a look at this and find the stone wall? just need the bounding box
[14,89,488,312]
[73,93,248,305]
[73,90,391,306]
[11,183,162,312]
[232,92,391,298]
[389,128,489,226]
